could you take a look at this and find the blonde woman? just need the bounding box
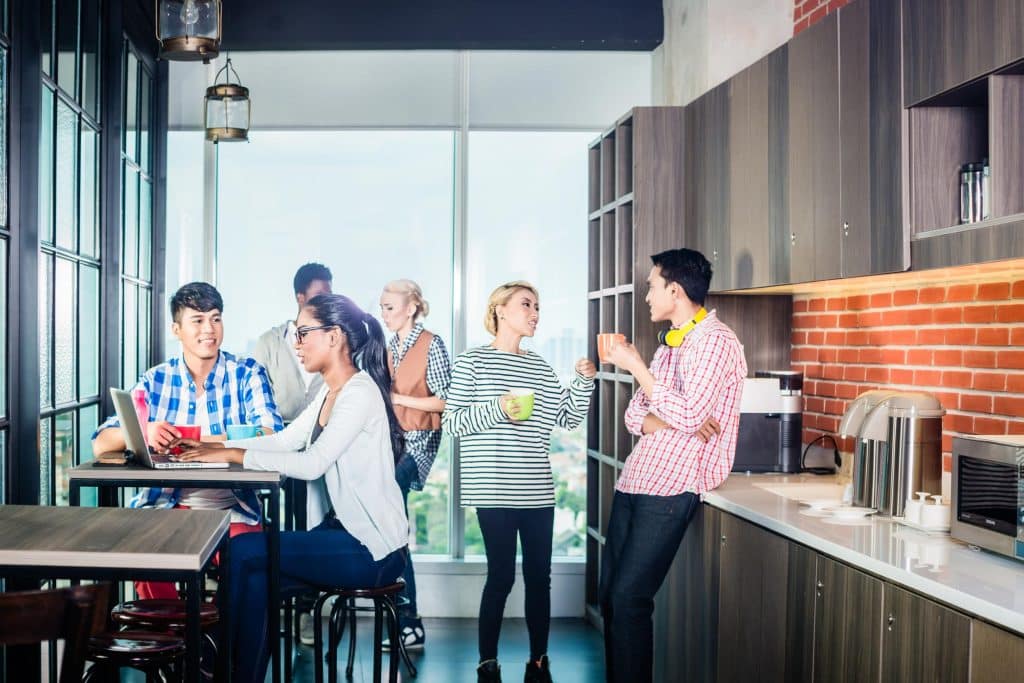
[442,281,596,683]
[379,279,452,651]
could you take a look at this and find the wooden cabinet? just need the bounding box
[726,46,789,290]
[816,556,884,682]
[787,11,841,283]
[838,0,905,278]
[651,506,1024,682]
[716,512,790,681]
[903,0,1024,107]
[969,619,1024,682]
[685,83,730,287]
[881,583,970,681]
[653,505,721,683]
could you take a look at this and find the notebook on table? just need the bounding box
[109,388,230,469]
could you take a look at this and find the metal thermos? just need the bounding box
[960,163,975,224]
[840,391,945,517]
[959,160,991,224]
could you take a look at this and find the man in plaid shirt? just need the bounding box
[93,282,283,599]
[600,248,746,683]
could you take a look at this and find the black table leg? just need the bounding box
[186,574,202,682]
[269,486,282,683]
[218,532,232,683]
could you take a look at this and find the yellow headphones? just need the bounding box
[657,308,708,347]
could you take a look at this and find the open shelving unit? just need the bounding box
[585,107,686,625]
[909,70,1024,236]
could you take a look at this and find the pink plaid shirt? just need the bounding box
[617,311,747,496]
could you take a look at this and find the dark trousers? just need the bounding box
[395,455,420,619]
[477,506,554,662]
[224,519,406,683]
[600,490,699,683]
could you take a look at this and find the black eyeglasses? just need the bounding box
[295,324,337,344]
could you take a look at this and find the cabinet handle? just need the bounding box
[887,613,895,631]
[712,250,718,260]
[720,535,726,546]
[790,232,797,245]
[816,580,824,597]
[843,221,850,237]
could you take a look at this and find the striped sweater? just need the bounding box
[442,345,594,508]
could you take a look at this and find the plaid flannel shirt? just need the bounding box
[617,311,747,497]
[94,351,284,523]
[387,323,452,488]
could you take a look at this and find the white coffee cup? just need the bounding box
[904,491,930,525]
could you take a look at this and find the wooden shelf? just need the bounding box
[906,73,1024,236]
[587,283,633,299]
[587,192,634,221]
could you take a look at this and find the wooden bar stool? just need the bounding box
[84,631,186,683]
[312,582,417,683]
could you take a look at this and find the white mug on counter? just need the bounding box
[904,491,930,525]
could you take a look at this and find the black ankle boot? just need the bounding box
[478,659,502,683]
[523,655,552,683]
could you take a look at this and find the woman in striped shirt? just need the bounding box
[443,281,596,683]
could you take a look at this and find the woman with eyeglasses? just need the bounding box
[442,281,596,683]
[378,278,452,652]
[179,294,408,683]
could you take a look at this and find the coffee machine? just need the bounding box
[733,371,803,473]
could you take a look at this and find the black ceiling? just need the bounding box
[220,0,664,52]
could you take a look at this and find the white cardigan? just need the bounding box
[230,372,408,561]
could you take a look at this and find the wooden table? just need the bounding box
[0,504,229,682]
[67,463,287,683]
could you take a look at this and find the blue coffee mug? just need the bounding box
[226,424,262,440]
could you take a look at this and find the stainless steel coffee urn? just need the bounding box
[839,391,944,517]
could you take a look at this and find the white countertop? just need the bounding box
[704,473,1024,636]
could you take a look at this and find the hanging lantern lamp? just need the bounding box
[156,0,222,62]
[204,58,250,143]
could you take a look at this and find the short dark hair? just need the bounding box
[651,248,713,305]
[293,263,333,296]
[170,282,223,322]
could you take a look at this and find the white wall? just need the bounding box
[653,0,793,105]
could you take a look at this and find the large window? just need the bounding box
[216,130,456,554]
[38,0,102,506]
[215,129,593,558]
[464,131,593,557]
[121,41,156,387]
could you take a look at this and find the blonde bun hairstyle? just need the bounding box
[484,280,540,337]
[383,279,429,320]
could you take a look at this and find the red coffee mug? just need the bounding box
[170,424,202,454]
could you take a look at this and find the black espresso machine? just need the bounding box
[732,370,803,473]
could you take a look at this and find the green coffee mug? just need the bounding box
[508,388,535,421]
[226,424,262,440]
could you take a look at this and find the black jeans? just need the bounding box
[477,506,554,662]
[600,490,699,683]
[395,455,420,620]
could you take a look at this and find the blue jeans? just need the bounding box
[599,490,699,683]
[395,455,420,620]
[224,519,406,683]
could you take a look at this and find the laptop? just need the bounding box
[110,388,230,469]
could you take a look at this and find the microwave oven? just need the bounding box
[950,435,1024,562]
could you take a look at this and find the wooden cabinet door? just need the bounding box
[784,542,817,683]
[839,0,904,278]
[716,513,789,682]
[881,582,970,682]
[814,555,883,683]
[787,11,841,283]
[902,0,1019,106]
[969,619,1024,682]
[653,505,721,683]
[686,84,731,288]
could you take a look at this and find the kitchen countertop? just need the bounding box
[704,473,1024,636]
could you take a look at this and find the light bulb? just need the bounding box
[179,0,199,27]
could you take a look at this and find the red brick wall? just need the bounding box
[794,0,853,34]
[792,281,1024,473]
